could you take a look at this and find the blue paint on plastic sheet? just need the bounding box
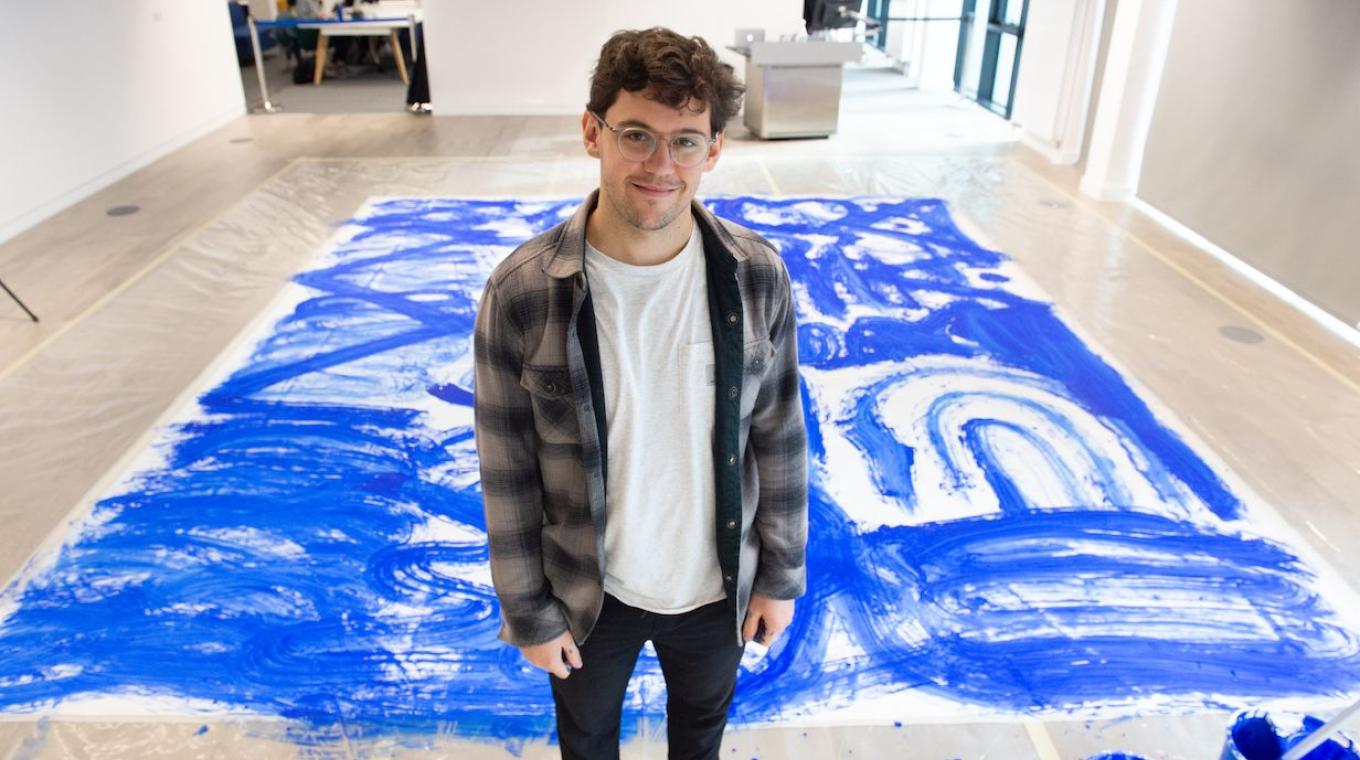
[1,197,1358,743]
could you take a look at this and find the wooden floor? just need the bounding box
[1,78,1358,759]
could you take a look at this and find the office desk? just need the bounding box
[729,40,863,138]
[296,17,417,85]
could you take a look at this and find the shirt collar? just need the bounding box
[541,189,747,280]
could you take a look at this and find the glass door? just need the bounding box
[954,0,1028,118]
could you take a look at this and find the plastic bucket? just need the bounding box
[1222,713,1360,760]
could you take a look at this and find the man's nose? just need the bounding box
[642,141,675,173]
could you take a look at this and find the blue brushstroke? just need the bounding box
[934,391,1131,510]
[1,196,1358,745]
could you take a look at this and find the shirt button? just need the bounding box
[727,385,738,399]
[727,520,737,529]
[724,574,734,582]
[726,312,738,326]
[727,454,737,466]
[544,382,557,394]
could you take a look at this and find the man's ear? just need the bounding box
[582,111,602,159]
[702,130,725,171]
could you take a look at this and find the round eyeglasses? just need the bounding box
[589,111,717,168]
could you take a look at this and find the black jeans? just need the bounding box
[550,593,745,760]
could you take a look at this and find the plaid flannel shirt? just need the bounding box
[473,191,808,648]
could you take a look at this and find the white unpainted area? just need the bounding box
[0,1,247,244]
[1010,0,1107,164]
[0,691,273,720]
[421,0,805,115]
[1077,0,1178,202]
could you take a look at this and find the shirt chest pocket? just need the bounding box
[520,365,580,445]
[740,339,775,418]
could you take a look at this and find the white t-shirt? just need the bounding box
[584,224,725,614]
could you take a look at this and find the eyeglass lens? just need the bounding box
[615,128,710,167]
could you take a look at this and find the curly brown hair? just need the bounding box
[587,27,745,135]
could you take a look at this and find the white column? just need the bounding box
[1011,0,1106,165]
[1078,0,1179,201]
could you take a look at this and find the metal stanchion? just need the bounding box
[248,15,283,113]
[408,13,419,61]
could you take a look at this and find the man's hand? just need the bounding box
[519,630,583,679]
[742,594,794,646]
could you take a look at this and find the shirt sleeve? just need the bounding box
[473,278,570,647]
[748,256,809,600]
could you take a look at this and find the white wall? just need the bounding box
[422,0,804,115]
[1138,0,1360,329]
[0,0,246,244]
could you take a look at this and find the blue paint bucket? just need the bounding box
[1221,713,1360,760]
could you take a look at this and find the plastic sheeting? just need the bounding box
[2,153,1359,758]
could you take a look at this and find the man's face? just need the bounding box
[582,88,725,233]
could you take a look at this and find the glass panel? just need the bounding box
[958,0,993,97]
[992,33,1017,110]
[1002,0,1025,27]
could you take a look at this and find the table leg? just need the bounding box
[314,32,328,85]
[390,30,409,84]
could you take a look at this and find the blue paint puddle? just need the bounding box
[1,197,1358,743]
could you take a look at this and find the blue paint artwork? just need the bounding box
[1,196,1359,741]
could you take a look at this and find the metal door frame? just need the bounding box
[954,0,1028,118]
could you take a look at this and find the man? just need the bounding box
[473,27,808,760]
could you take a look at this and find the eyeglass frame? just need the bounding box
[587,111,720,168]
